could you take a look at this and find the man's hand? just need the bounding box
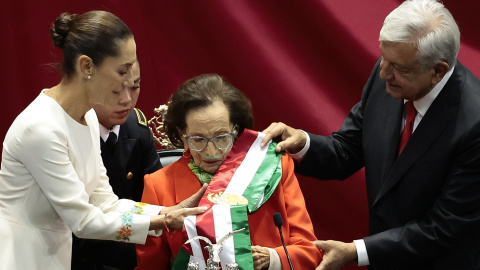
[252,245,270,270]
[314,240,357,270]
[261,122,306,153]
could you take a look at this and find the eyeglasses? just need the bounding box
[181,125,237,154]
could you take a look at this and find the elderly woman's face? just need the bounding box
[182,101,235,174]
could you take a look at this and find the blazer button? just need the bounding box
[127,172,133,180]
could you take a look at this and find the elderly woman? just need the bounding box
[136,74,322,269]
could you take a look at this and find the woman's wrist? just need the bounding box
[149,214,166,231]
[163,213,176,237]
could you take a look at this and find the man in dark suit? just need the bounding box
[99,107,161,202]
[262,0,480,269]
[72,61,161,270]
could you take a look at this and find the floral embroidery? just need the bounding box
[116,212,133,242]
[121,213,134,224]
[131,202,147,214]
[116,225,132,241]
[116,203,148,242]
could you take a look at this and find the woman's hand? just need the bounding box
[164,206,207,230]
[149,206,207,231]
[150,184,208,231]
[252,245,270,270]
[179,183,208,208]
[161,183,208,214]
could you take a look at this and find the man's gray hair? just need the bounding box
[379,0,460,70]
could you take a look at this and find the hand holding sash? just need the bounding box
[261,122,306,154]
[165,206,208,230]
[149,206,207,231]
[149,184,209,231]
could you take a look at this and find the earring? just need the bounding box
[182,149,191,159]
[87,75,91,80]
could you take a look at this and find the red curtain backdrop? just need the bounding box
[1,1,479,269]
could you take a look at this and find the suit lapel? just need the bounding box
[378,97,403,184]
[362,88,403,202]
[102,127,136,198]
[115,127,136,169]
[373,71,461,206]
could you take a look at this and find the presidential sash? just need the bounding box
[173,129,283,269]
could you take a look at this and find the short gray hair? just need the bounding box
[379,0,460,70]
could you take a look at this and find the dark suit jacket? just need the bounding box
[72,108,162,270]
[100,108,161,202]
[298,59,480,269]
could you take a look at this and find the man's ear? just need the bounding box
[78,55,94,79]
[432,61,449,85]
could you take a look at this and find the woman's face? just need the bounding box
[92,61,140,129]
[182,101,235,174]
[88,37,137,110]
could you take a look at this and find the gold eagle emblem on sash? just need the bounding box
[207,192,248,206]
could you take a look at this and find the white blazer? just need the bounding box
[0,91,161,270]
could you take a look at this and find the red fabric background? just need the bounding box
[1,1,479,269]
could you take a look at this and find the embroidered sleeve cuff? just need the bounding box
[127,203,164,240]
[138,204,164,216]
[289,129,310,162]
[353,239,370,266]
[140,204,164,237]
[266,247,282,270]
[122,214,150,244]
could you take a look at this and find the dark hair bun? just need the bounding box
[49,12,77,49]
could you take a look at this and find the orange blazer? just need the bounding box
[136,153,322,269]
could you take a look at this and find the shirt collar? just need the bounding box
[410,66,455,116]
[100,124,120,142]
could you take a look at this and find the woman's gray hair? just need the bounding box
[379,0,460,70]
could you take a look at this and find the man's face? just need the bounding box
[379,41,437,101]
[93,60,141,129]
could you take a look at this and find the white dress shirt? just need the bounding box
[100,124,120,143]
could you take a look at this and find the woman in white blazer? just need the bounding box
[0,10,206,270]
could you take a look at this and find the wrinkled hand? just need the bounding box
[314,240,357,270]
[261,122,306,154]
[164,206,207,230]
[252,245,270,270]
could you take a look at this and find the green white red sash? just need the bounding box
[172,129,283,269]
